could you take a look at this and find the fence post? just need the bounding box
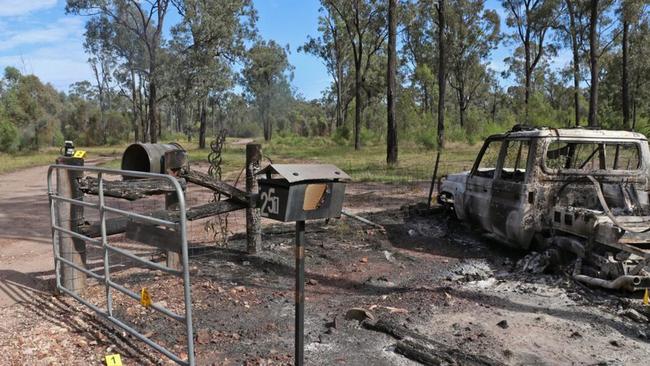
[246,143,262,253]
[165,150,186,270]
[55,156,86,292]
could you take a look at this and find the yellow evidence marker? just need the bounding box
[73,150,87,158]
[105,354,123,366]
[141,287,152,308]
[644,289,649,306]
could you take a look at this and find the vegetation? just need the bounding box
[0,0,648,170]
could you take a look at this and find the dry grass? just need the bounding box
[1,138,481,182]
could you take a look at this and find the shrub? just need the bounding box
[0,120,19,153]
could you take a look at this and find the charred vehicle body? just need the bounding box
[438,126,650,291]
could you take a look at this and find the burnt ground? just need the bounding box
[1,181,650,365]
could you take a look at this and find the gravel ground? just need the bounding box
[1,181,650,365]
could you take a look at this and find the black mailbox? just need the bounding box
[256,164,350,222]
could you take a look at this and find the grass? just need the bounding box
[0,145,132,175]
[1,137,482,183]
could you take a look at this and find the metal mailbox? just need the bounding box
[256,164,350,222]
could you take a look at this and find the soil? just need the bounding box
[1,164,650,366]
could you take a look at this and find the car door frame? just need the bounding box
[489,137,536,248]
[464,136,505,232]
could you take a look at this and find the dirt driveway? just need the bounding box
[0,159,110,308]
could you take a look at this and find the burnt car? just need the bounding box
[438,125,650,291]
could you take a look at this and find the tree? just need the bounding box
[67,0,177,143]
[558,0,588,126]
[437,0,447,149]
[386,0,398,165]
[586,0,617,127]
[171,0,256,148]
[242,40,293,141]
[620,1,644,129]
[323,0,387,150]
[300,8,350,130]
[84,15,116,144]
[502,0,559,123]
[447,0,500,129]
[629,12,650,130]
[402,0,436,115]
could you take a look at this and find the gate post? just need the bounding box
[55,156,86,292]
[246,143,262,253]
[164,150,186,270]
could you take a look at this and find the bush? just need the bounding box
[332,125,350,145]
[416,129,437,151]
[0,121,19,153]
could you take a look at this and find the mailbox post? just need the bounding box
[257,164,350,366]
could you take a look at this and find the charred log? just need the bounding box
[77,176,186,201]
[78,199,245,238]
[363,318,505,366]
[180,169,248,204]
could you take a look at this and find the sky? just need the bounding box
[0,0,571,100]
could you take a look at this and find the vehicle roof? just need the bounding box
[489,127,648,141]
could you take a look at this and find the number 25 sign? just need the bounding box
[260,188,280,216]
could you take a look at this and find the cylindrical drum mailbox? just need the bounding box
[121,143,184,174]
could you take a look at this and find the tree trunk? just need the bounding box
[458,84,466,128]
[524,29,531,125]
[386,0,398,165]
[336,69,344,129]
[149,80,158,143]
[622,16,630,129]
[199,99,207,149]
[354,57,362,150]
[588,0,599,127]
[567,0,581,126]
[437,0,446,150]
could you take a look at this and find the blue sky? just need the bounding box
[0,0,570,100]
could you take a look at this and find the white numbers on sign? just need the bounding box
[260,188,280,215]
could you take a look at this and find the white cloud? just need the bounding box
[0,17,83,52]
[0,16,92,91]
[0,0,57,17]
[0,45,93,90]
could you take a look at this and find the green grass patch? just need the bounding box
[1,137,481,183]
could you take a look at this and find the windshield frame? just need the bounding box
[541,137,647,176]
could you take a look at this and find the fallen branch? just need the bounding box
[78,199,246,238]
[78,177,186,201]
[342,210,385,230]
[363,318,505,366]
[180,169,248,204]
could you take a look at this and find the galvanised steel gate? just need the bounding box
[47,164,195,365]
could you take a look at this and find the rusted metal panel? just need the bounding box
[256,164,351,183]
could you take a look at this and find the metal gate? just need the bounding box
[47,164,195,366]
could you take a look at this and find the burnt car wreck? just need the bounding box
[439,126,650,291]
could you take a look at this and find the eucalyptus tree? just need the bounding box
[322,0,388,150]
[172,0,257,148]
[300,7,350,130]
[67,0,178,143]
[447,0,500,129]
[502,0,560,124]
[401,0,436,115]
[242,40,293,141]
[557,0,588,126]
[84,15,116,143]
[585,0,618,127]
[620,0,646,129]
[386,0,398,165]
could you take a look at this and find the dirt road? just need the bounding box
[0,158,110,308]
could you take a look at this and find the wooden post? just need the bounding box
[55,157,86,292]
[164,150,185,270]
[165,193,182,270]
[246,143,262,253]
